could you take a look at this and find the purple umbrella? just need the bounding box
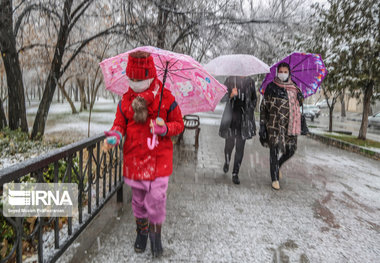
[259,52,327,98]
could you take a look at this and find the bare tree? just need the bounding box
[0,0,28,132]
[58,75,77,114]
[77,77,87,112]
[322,85,342,132]
[30,0,124,139]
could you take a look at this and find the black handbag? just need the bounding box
[259,123,269,147]
[301,106,309,135]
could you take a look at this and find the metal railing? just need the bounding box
[0,134,124,263]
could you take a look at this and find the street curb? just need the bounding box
[308,132,380,161]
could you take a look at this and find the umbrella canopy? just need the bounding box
[260,52,327,98]
[203,54,270,76]
[99,46,227,115]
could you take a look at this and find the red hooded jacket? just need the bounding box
[111,78,184,181]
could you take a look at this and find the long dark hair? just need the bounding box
[277,62,299,86]
[277,62,291,73]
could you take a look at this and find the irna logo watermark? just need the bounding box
[2,183,78,217]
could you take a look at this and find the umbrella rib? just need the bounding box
[155,64,165,71]
[157,71,190,82]
[167,74,175,84]
[291,74,313,91]
[169,72,192,81]
[168,59,180,70]
[291,56,310,71]
[292,68,320,73]
[157,55,168,70]
[170,67,196,72]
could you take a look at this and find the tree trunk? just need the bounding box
[0,71,3,99]
[0,0,28,132]
[358,83,373,140]
[70,84,73,101]
[340,92,346,117]
[31,0,74,139]
[58,82,77,114]
[74,86,79,102]
[0,98,7,129]
[87,82,90,104]
[156,0,170,49]
[25,86,31,106]
[328,106,334,132]
[77,77,87,111]
[29,87,33,104]
[81,86,87,111]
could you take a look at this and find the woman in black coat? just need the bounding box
[219,76,257,184]
[259,62,303,190]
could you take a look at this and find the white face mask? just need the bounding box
[129,78,154,93]
[278,73,289,82]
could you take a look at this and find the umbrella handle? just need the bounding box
[147,134,159,150]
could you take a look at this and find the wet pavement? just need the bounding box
[68,117,380,262]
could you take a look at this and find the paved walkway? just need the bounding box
[75,122,380,262]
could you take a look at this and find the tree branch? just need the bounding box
[14,4,60,36]
[68,0,94,34]
[60,24,123,76]
[17,43,54,54]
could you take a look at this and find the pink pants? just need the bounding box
[124,176,169,224]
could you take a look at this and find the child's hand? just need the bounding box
[103,138,114,151]
[150,117,167,136]
[104,130,122,150]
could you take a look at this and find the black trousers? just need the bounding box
[269,144,296,182]
[224,131,246,175]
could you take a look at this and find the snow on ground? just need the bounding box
[309,128,380,155]
[3,98,225,170]
[75,125,380,263]
[26,99,118,140]
[0,145,56,169]
[1,99,118,169]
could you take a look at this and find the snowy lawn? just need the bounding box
[1,99,118,169]
[323,133,380,149]
[26,98,118,142]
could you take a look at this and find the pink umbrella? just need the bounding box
[99,46,227,116]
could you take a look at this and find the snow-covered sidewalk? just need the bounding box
[68,125,380,262]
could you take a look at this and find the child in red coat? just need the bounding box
[104,51,184,257]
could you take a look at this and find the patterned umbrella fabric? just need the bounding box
[260,52,327,98]
[99,46,227,115]
[204,54,270,76]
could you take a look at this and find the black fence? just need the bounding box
[0,134,124,263]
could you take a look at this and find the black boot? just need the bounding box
[232,173,240,185]
[134,218,149,253]
[223,163,229,173]
[149,224,163,258]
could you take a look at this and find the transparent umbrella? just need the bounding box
[204,54,270,76]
